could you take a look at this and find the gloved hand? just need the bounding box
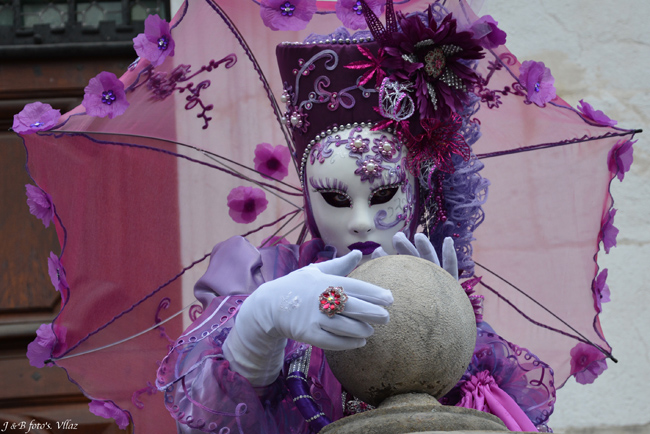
[372,232,459,280]
[222,250,393,387]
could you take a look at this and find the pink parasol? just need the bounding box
[16,0,639,431]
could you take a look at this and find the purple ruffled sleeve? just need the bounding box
[157,236,339,433]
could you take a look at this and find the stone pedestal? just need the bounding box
[321,393,508,434]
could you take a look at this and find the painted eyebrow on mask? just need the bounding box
[308,177,348,192]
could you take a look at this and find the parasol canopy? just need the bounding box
[17,0,638,431]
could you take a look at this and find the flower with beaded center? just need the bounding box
[133,14,175,67]
[12,102,61,134]
[82,71,129,119]
[260,0,317,31]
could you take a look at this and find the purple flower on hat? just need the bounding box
[608,139,635,182]
[518,60,556,107]
[577,100,617,127]
[254,143,291,181]
[227,186,269,224]
[600,208,618,254]
[26,323,67,368]
[25,184,54,228]
[593,268,611,313]
[470,15,506,49]
[133,14,175,67]
[569,342,608,385]
[89,400,130,429]
[83,72,129,119]
[12,102,61,134]
[48,252,68,302]
[336,0,384,30]
[380,12,484,121]
[260,0,317,31]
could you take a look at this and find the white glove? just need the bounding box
[222,250,393,387]
[372,232,459,280]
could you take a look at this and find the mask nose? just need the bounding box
[349,207,374,234]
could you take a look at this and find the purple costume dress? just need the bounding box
[157,236,556,433]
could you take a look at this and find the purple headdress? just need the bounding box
[275,0,490,276]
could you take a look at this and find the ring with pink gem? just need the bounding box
[318,286,348,318]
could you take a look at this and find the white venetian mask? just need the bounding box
[305,126,415,261]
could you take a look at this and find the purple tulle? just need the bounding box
[442,326,556,427]
[25,184,55,228]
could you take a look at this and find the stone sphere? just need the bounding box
[324,255,476,407]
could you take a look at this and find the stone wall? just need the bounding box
[479,1,649,432]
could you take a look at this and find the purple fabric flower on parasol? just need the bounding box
[254,143,291,180]
[381,12,484,121]
[227,186,269,224]
[336,0,384,30]
[89,400,130,429]
[470,15,507,49]
[48,252,68,302]
[133,14,175,67]
[600,208,618,254]
[82,71,129,119]
[569,342,608,385]
[12,102,61,134]
[519,60,556,107]
[25,184,54,228]
[608,139,635,181]
[260,0,317,31]
[593,268,611,313]
[26,323,67,368]
[577,99,617,127]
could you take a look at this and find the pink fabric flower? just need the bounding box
[133,14,175,67]
[335,0,384,30]
[253,143,291,180]
[26,323,67,368]
[48,252,68,302]
[25,184,54,228]
[600,208,618,254]
[89,400,130,430]
[470,15,507,49]
[519,60,556,107]
[569,342,608,385]
[82,71,129,119]
[12,102,61,134]
[227,186,269,224]
[577,99,617,127]
[260,0,317,31]
[593,268,611,313]
[608,139,635,182]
